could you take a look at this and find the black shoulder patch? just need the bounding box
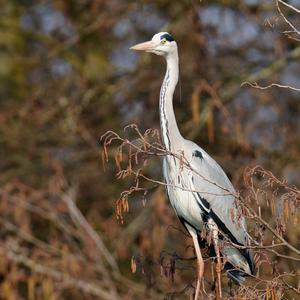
[192,150,203,160]
[160,33,174,42]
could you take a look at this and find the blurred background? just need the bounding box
[0,0,299,299]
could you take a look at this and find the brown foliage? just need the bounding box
[101,124,300,299]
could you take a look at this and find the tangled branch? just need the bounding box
[101,124,300,299]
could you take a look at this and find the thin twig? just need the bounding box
[242,81,300,92]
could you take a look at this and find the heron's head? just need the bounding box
[130,32,177,57]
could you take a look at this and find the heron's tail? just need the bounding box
[224,262,248,284]
[209,244,255,285]
[223,248,255,285]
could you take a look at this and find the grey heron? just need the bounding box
[130,32,254,299]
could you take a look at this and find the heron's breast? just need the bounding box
[163,158,203,231]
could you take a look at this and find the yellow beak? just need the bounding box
[130,40,157,51]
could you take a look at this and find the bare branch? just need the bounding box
[62,190,120,275]
[278,0,300,14]
[276,0,300,36]
[4,242,120,300]
[242,81,300,92]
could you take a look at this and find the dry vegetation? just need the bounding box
[102,125,300,299]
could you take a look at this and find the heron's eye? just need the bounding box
[161,38,167,45]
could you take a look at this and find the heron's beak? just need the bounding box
[130,40,157,52]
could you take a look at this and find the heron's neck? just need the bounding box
[159,52,182,151]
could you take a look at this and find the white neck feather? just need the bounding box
[159,51,182,151]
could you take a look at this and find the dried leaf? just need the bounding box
[131,256,137,273]
[207,109,214,144]
[2,281,16,300]
[42,278,54,300]
[243,168,252,188]
[283,199,289,222]
[28,277,35,300]
[271,195,276,215]
[293,214,297,225]
[271,288,277,300]
[191,89,200,124]
[266,287,270,300]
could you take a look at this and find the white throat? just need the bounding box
[159,51,182,151]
